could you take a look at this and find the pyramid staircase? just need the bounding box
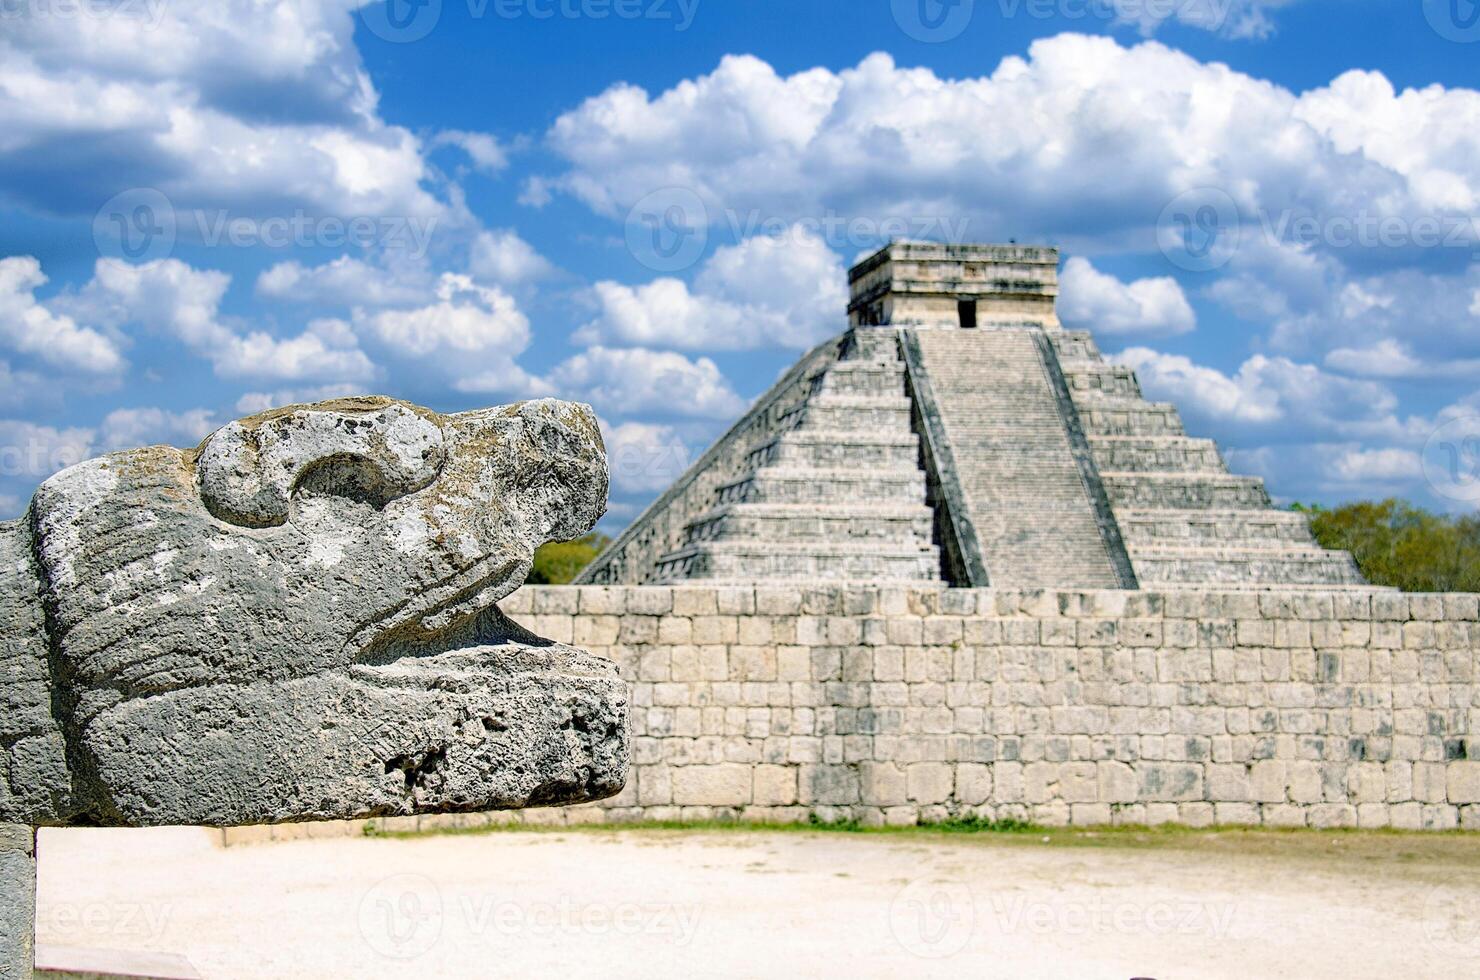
[1047,330,1366,587]
[904,327,1132,589]
[649,330,941,583]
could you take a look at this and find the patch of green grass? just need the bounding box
[362,814,1480,868]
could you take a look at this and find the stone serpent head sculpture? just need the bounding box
[0,396,627,827]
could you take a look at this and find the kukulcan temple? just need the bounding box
[485,243,1476,835]
[578,242,1366,591]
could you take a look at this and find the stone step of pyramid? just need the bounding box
[780,395,914,432]
[1061,364,1142,400]
[909,327,1125,589]
[1115,508,1323,548]
[814,360,906,397]
[717,467,927,506]
[845,328,905,361]
[1048,331,1103,361]
[1075,401,1187,437]
[682,503,936,547]
[654,540,941,583]
[1101,472,1271,510]
[1129,546,1367,586]
[1087,436,1227,474]
[745,429,923,470]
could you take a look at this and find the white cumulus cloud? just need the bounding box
[0,1,445,220]
[97,407,217,453]
[469,229,555,285]
[1058,257,1195,336]
[1111,347,1399,438]
[68,259,376,383]
[545,347,746,419]
[576,227,847,351]
[0,257,126,374]
[256,255,434,309]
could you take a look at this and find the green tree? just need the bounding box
[528,532,612,585]
[1295,499,1480,592]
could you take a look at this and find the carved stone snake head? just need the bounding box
[0,396,627,827]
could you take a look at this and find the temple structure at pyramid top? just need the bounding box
[578,242,1366,590]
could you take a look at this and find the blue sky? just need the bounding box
[4,0,1480,527]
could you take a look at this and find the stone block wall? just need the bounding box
[500,585,1480,830]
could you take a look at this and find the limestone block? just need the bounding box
[753,765,798,806]
[1059,763,1099,803]
[1414,762,1448,803]
[1214,802,1260,825]
[858,762,909,807]
[1136,763,1203,802]
[671,765,752,807]
[1070,803,1111,825]
[1446,762,1480,804]
[1250,761,1288,803]
[907,763,954,804]
[1356,803,1390,828]
[955,764,992,805]
[1206,764,1251,802]
[1096,761,1138,803]
[1308,804,1357,828]
[992,762,1025,804]
[657,617,694,644]
[799,765,861,805]
[672,589,718,617]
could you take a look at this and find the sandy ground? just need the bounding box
[31,825,1480,979]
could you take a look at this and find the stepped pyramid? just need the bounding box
[579,242,1365,589]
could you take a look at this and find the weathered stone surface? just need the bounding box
[0,396,628,827]
[0,825,33,980]
[347,583,1480,832]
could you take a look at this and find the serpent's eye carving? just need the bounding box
[195,400,447,528]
